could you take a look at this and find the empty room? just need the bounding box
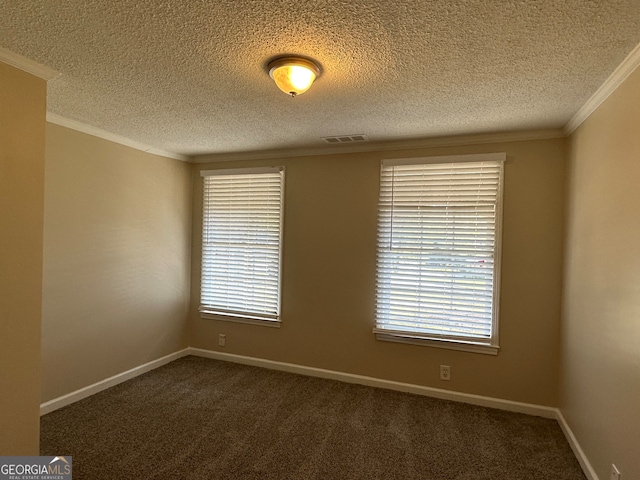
[1,1,639,479]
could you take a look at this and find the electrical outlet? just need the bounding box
[218,334,226,347]
[611,464,620,480]
[440,365,451,381]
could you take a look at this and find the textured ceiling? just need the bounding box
[1,0,640,158]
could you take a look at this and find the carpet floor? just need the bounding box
[41,356,585,479]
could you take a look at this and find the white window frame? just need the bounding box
[374,153,505,355]
[199,166,285,327]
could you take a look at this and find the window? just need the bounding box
[374,153,505,354]
[199,167,284,327]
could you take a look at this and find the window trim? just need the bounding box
[374,153,505,355]
[199,311,282,328]
[199,166,285,326]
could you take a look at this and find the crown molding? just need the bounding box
[0,46,60,80]
[192,128,565,163]
[565,40,640,135]
[46,113,190,162]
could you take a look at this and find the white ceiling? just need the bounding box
[2,1,640,159]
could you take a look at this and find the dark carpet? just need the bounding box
[41,356,585,479]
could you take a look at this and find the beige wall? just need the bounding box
[190,138,565,406]
[41,124,192,402]
[561,67,640,479]
[0,63,47,454]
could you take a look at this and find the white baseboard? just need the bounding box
[556,410,599,480]
[39,346,596,480]
[191,348,598,480]
[187,347,557,419]
[40,348,190,415]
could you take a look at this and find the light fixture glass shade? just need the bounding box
[268,57,320,97]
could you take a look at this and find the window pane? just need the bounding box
[376,157,503,346]
[200,168,283,321]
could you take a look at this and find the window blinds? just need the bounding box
[375,156,504,345]
[200,167,284,322]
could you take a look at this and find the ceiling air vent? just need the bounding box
[322,134,369,144]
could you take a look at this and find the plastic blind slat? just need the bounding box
[201,171,283,319]
[375,160,502,343]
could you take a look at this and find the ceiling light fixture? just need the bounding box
[268,57,321,97]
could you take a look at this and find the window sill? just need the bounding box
[374,330,499,355]
[199,311,281,328]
